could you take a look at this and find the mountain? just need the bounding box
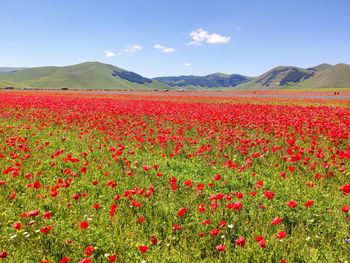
[306,63,332,72]
[1,61,349,90]
[154,73,250,88]
[291,63,350,89]
[237,66,315,89]
[155,63,350,90]
[0,62,168,90]
[237,63,350,89]
[0,67,26,73]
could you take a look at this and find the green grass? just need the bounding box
[0,62,168,90]
[0,93,349,262]
[290,64,350,89]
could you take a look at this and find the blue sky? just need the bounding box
[1,0,349,77]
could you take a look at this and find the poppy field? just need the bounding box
[0,91,349,262]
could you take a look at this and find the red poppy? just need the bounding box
[72,193,80,200]
[107,255,117,262]
[210,229,219,236]
[59,257,70,263]
[84,246,95,256]
[340,184,350,195]
[40,225,53,234]
[276,231,287,239]
[341,205,349,213]
[138,245,148,253]
[214,174,221,181]
[12,222,22,230]
[33,181,41,189]
[81,166,87,174]
[80,221,89,229]
[0,251,8,259]
[235,237,246,247]
[50,190,58,197]
[172,224,182,231]
[264,190,275,200]
[92,180,98,185]
[255,236,266,248]
[256,181,264,188]
[215,244,226,252]
[27,210,40,217]
[177,207,187,217]
[43,211,52,219]
[287,200,298,208]
[271,216,282,225]
[280,171,286,179]
[305,200,314,208]
[218,220,227,228]
[142,165,150,172]
[198,204,206,213]
[202,219,211,225]
[250,191,257,197]
[151,235,158,245]
[258,239,266,248]
[110,203,117,218]
[197,183,204,193]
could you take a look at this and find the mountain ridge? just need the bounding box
[0,62,349,90]
[154,73,251,88]
[0,62,168,90]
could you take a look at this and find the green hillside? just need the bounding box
[237,66,315,90]
[0,80,18,88]
[154,73,250,88]
[307,63,332,72]
[0,62,168,90]
[0,67,26,73]
[236,63,350,90]
[1,61,349,91]
[290,63,350,89]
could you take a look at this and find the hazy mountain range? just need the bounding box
[1,62,349,90]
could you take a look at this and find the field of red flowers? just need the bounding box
[0,91,349,262]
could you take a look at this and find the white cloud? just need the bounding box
[104,50,116,57]
[119,44,143,55]
[154,44,163,49]
[162,47,176,53]
[184,62,191,67]
[153,44,176,53]
[187,28,231,46]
